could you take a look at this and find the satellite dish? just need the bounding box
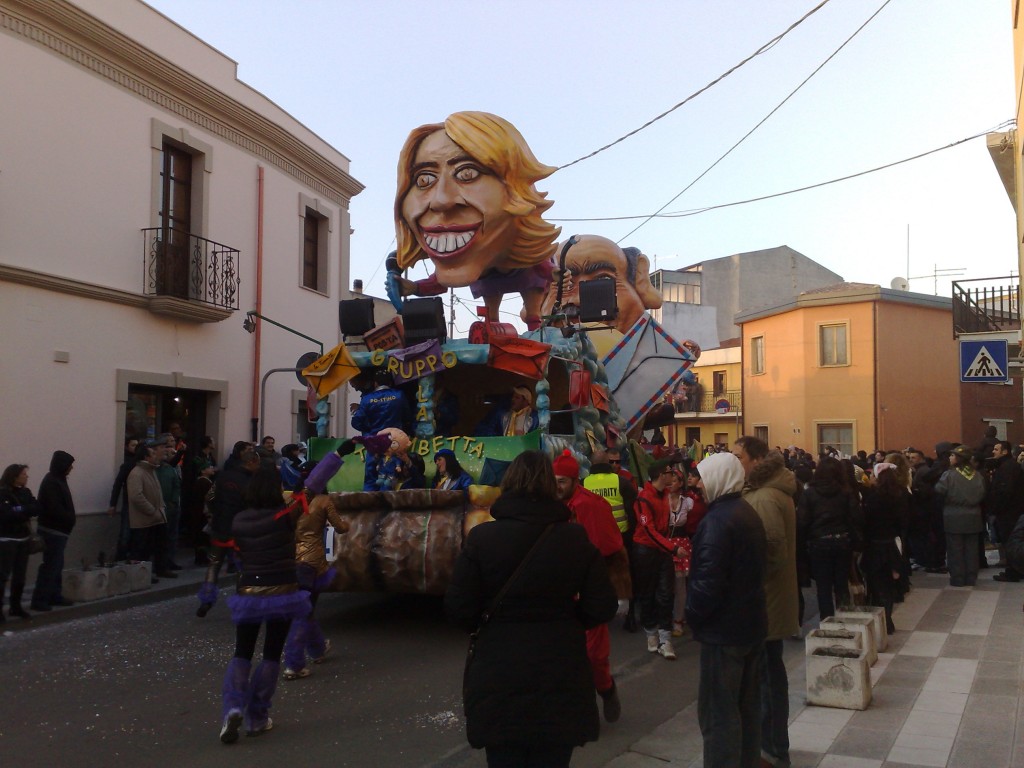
[295,351,322,386]
[890,276,909,291]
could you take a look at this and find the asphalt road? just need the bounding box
[0,589,703,768]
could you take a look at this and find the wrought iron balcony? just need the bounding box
[952,276,1019,337]
[142,228,240,312]
[672,389,742,414]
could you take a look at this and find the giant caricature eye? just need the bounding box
[454,164,482,182]
[415,171,437,189]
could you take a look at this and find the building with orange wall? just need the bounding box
[736,283,961,456]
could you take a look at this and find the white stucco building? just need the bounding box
[0,0,363,558]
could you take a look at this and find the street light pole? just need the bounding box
[243,310,324,356]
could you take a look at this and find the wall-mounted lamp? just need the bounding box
[242,311,324,356]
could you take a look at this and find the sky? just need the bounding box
[145,0,1018,332]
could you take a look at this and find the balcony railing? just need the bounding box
[142,227,240,310]
[672,389,742,414]
[952,276,1018,337]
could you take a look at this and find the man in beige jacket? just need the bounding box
[126,441,174,580]
[733,436,799,768]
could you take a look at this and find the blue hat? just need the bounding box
[434,448,457,462]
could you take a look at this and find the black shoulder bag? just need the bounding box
[463,523,555,687]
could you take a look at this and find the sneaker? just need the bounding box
[246,718,273,737]
[993,572,1021,582]
[672,620,684,637]
[220,709,243,744]
[658,641,677,661]
[196,603,212,618]
[282,666,310,680]
[312,639,331,664]
[646,634,659,653]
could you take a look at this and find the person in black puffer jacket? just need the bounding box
[797,456,862,621]
[445,450,617,768]
[0,464,41,620]
[32,450,76,610]
[217,462,311,745]
[686,451,767,768]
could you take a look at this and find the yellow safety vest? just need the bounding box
[584,472,627,533]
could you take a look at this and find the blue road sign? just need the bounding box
[960,339,1008,383]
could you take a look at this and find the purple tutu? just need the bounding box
[228,590,311,625]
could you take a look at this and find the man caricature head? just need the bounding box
[394,111,559,289]
[540,234,663,333]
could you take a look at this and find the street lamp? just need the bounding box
[242,310,324,356]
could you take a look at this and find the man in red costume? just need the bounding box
[553,450,624,723]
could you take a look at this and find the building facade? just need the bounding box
[0,0,362,559]
[737,283,961,456]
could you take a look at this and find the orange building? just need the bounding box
[736,283,961,456]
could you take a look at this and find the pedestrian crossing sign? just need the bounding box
[960,339,1008,383]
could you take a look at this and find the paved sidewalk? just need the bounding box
[0,551,219,632]
[605,571,1024,768]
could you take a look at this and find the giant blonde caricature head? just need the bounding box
[395,112,560,288]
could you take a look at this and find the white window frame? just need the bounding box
[817,322,850,367]
[815,421,856,458]
[750,335,765,375]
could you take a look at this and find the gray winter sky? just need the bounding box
[145,0,1016,331]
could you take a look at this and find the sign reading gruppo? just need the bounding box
[960,339,1008,383]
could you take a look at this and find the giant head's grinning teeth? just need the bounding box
[424,229,476,254]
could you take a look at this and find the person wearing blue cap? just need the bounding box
[433,449,472,492]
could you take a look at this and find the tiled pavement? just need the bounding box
[605,571,1024,768]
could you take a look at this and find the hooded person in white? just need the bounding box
[696,453,746,504]
[687,451,768,768]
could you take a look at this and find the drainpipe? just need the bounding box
[250,166,265,442]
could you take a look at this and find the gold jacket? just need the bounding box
[295,494,350,576]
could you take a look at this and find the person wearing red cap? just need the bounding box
[553,449,625,723]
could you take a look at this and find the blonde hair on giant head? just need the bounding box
[884,452,912,489]
[394,111,560,272]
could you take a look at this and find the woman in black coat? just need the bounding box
[32,450,76,610]
[861,463,909,635]
[797,456,862,621]
[0,464,41,620]
[445,450,618,768]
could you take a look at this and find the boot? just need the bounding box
[245,660,280,736]
[598,680,621,723]
[9,585,30,619]
[220,657,251,744]
[282,620,309,680]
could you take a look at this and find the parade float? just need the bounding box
[302,112,700,594]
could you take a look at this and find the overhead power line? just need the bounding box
[615,0,895,244]
[548,121,1015,224]
[556,0,835,171]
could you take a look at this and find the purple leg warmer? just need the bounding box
[198,581,219,606]
[245,660,280,733]
[306,618,327,659]
[283,620,308,672]
[221,657,251,719]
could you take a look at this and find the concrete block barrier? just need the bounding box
[836,605,887,652]
[62,569,109,602]
[805,627,862,656]
[820,615,877,666]
[806,647,872,710]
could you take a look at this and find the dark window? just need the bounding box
[158,142,193,298]
[713,370,726,397]
[303,208,320,289]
